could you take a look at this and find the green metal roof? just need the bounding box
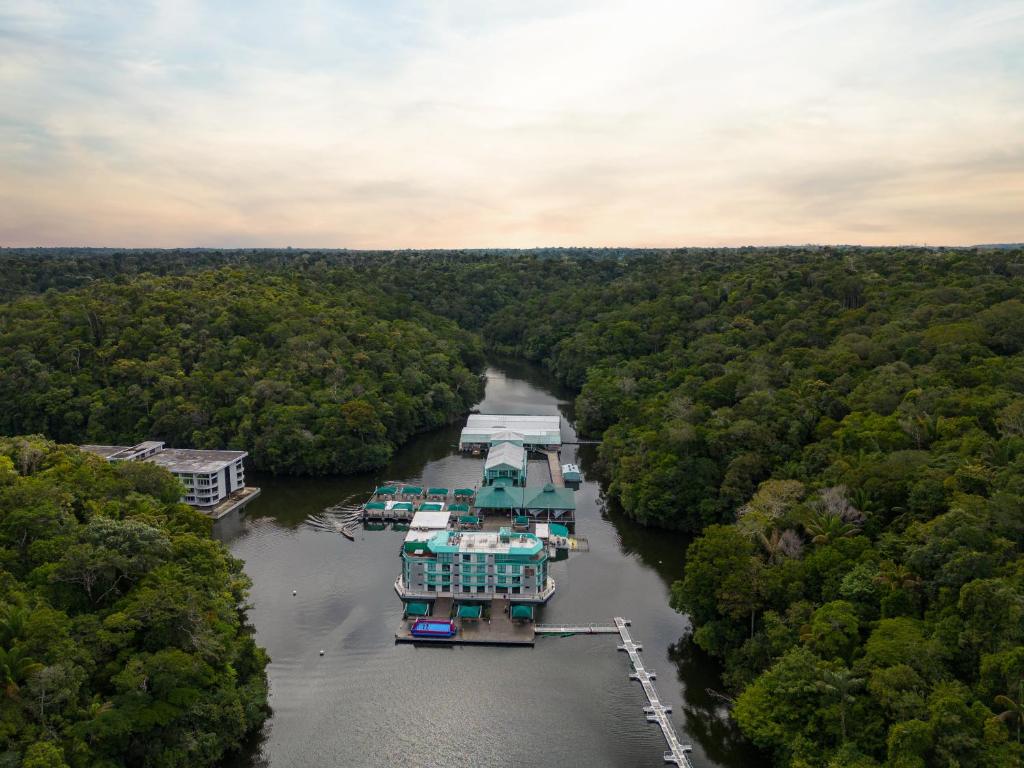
[474,485,525,509]
[405,602,430,616]
[510,605,534,620]
[375,485,397,495]
[523,484,576,510]
[401,486,422,495]
[427,487,449,496]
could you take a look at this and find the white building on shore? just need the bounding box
[80,441,259,517]
[459,414,561,451]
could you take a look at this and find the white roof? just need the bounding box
[535,523,550,539]
[409,509,450,530]
[461,414,561,446]
[485,442,526,470]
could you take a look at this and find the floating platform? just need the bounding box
[395,598,535,646]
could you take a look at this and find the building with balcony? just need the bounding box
[397,528,555,604]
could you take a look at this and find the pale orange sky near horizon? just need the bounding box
[1,1,1022,248]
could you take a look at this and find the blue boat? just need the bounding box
[410,618,457,638]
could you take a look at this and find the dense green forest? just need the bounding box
[2,246,1023,766]
[0,270,484,474]
[0,436,267,766]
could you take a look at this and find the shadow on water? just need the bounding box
[217,358,767,768]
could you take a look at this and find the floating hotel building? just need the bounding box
[459,414,561,451]
[398,527,555,604]
[80,441,259,517]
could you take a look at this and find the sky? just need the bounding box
[1,0,1022,248]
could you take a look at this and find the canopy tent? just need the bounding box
[405,602,430,617]
[419,502,444,511]
[401,485,423,496]
[392,501,414,512]
[448,503,470,512]
[427,487,449,496]
[549,523,570,538]
[456,604,483,619]
[364,501,387,510]
[375,485,397,495]
[510,605,534,620]
[453,488,475,497]
[457,515,481,525]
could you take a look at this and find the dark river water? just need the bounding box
[217,360,764,768]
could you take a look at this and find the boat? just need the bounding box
[410,618,458,638]
[339,526,356,541]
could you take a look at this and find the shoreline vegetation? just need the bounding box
[2,246,1023,767]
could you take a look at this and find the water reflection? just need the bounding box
[217,360,766,768]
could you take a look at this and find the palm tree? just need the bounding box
[0,646,43,698]
[874,561,921,592]
[816,665,863,743]
[993,681,1024,743]
[804,510,858,546]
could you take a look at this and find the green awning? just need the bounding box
[448,503,470,512]
[453,488,475,497]
[457,515,481,524]
[405,602,430,616]
[365,501,387,510]
[427,487,449,496]
[401,486,423,495]
[375,485,397,495]
[549,523,569,537]
[457,604,482,618]
[510,605,534,620]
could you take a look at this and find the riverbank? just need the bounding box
[216,362,764,768]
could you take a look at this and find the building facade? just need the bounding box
[398,529,555,604]
[80,442,255,512]
[482,441,528,486]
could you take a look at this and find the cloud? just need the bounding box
[0,0,1022,247]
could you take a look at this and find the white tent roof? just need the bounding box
[409,509,450,530]
[485,442,526,470]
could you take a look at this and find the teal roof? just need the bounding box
[365,501,387,510]
[514,515,530,525]
[523,484,576,510]
[457,515,480,524]
[448,503,470,512]
[427,487,449,496]
[510,605,534,620]
[457,604,482,618]
[419,502,444,511]
[549,523,570,538]
[375,485,397,495]
[474,485,525,509]
[405,602,430,616]
[401,486,423,495]
[392,502,414,511]
[453,488,475,497]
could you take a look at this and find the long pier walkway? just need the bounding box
[536,618,694,766]
[615,618,693,766]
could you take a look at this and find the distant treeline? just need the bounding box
[3,245,1024,766]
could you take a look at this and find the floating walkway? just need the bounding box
[614,618,694,766]
[539,618,694,766]
[541,449,564,487]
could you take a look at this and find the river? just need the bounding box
[217,360,764,768]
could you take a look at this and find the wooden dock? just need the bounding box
[395,598,535,646]
[541,450,564,487]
